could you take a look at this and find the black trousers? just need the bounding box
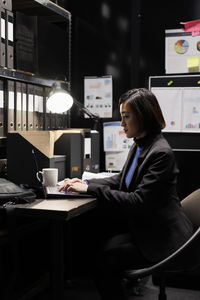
[93,232,151,300]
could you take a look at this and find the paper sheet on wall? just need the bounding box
[182,89,200,132]
[151,88,182,132]
[165,29,200,74]
[84,76,112,118]
[103,121,134,152]
[105,151,130,171]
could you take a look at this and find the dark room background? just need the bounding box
[16,0,200,124]
[14,0,200,172]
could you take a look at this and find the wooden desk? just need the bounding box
[15,197,97,300]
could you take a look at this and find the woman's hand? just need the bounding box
[58,178,88,193]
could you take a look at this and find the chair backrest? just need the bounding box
[181,189,200,227]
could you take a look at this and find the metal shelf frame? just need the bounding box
[13,0,71,22]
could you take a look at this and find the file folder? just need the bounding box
[7,79,15,132]
[56,114,62,129]
[45,87,51,130]
[0,7,6,67]
[6,10,14,69]
[56,112,66,129]
[15,81,22,131]
[50,112,56,129]
[21,82,27,131]
[91,130,100,173]
[0,0,12,11]
[0,79,4,137]
[35,85,44,130]
[34,88,39,130]
[27,84,34,131]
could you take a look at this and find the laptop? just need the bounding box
[32,149,93,199]
[44,185,93,199]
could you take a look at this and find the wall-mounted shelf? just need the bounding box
[13,0,71,23]
[0,67,70,88]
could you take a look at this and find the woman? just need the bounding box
[59,88,193,300]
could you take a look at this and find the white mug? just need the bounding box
[36,168,58,187]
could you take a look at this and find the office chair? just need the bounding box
[123,189,200,300]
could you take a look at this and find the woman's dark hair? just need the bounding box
[119,88,166,134]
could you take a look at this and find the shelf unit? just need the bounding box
[13,0,71,81]
[0,67,70,87]
[0,0,71,160]
[13,0,71,22]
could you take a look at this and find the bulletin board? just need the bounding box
[150,75,200,133]
[152,87,200,132]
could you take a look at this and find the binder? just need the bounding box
[21,82,27,131]
[45,87,51,130]
[15,81,22,131]
[0,0,12,11]
[91,130,100,173]
[56,112,66,129]
[0,7,6,67]
[50,112,56,129]
[35,85,44,130]
[56,113,63,129]
[7,79,14,132]
[0,79,4,137]
[62,112,68,129]
[27,84,34,131]
[5,10,14,69]
[33,88,39,130]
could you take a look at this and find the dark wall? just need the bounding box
[62,0,200,171]
[15,0,200,119]
[67,0,132,127]
[15,0,200,124]
[14,0,200,172]
[64,0,133,170]
[63,0,200,123]
[138,0,200,87]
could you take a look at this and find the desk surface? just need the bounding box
[15,197,97,221]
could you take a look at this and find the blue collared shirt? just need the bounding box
[125,146,142,188]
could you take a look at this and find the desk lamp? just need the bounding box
[46,82,100,122]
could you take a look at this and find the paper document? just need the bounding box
[82,171,117,181]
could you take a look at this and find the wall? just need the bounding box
[13,0,200,171]
[67,0,132,127]
[138,0,200,86]
[65,0,132,169]
[64,0,200,171]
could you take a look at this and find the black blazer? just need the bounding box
[87,133,193,262]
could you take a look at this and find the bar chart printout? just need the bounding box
[103,121,134,171]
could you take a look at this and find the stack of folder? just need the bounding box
[4,79,67,136]
[0,0,13,137]
[0,0,14,69]
[6,80,45,133]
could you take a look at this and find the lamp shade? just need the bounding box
[46,82,73,113]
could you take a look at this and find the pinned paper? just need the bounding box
[187,56,199,72]
[180,19,200,37]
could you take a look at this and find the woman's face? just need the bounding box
[120,102,142,138]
